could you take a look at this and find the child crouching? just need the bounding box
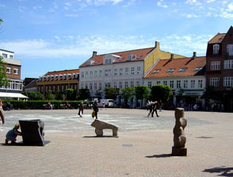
[5,123,22,144]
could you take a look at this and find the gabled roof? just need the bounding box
[208,33,226,44]
[79,47,154,67]
[144,56,206,79]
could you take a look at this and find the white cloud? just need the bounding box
[0,34,211,60]
[157,0,168,8]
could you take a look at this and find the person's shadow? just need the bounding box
[203,166,233,176]
[145,154,172,158]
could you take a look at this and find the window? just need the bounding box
[125,82,128,87]
[136,81,140,86]
[176,80,181,88]
[227,44,233,56]
[2,53,7,58]
[191,80,195,88]
[131,67,135,75]
[178,68,187,72]
[99,70,102,77]
[81,72,84,78]
[157,81,160,85]
[114,68,118,76]
[210,77,220,87]
[90,83,93,90]
[94,71,98,77]
[148,82,152,88]
[130,81,134,87]
[6,67,11,74]
[167,68,175,73]
[85,71,88,77]
[114,82,117,88]
[125,68,129,75]
[170,81,174,88]
[137,67,141,74]
[14,68,19,75]
[153,69,160,74]
[94,83,97,90]
[90,71,93,78]
[10,55,14,59]
[99,83,102,90]
[119,82,122,89]
[119,68,123,76]
[224,60,233,69]
[223,77,233,87]
[184,80,188,88]
[163,81,167,86]
[198,80,203,88]
[210,61,221,70]
[213,44,220,55]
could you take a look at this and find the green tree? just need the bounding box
[35,92,43,100]
[65,88,76,100]
[104,87,119,99]
[78,88,90,100]
[0,56,8,87]
[135,86,150,108]
[55,90,63,100]
[24,91,36,100]
[121,87,135,108]
[151,84,172,103]
[45,91,53,100]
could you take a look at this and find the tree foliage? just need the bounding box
[0,56,8,87]
[150,84,171,103]
[78,88,90,100]
[65,88,76,100]
[135,86,150,100]
[121,87,135,107]
[45,91,53,100]
[104,87,119,99]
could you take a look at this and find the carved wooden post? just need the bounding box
[172,108,187,156]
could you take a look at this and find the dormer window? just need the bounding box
[213,44,220,55]
[178,68,187,72]
[166,68,175,73]
[195,67,203,71]
[152,69,160,74]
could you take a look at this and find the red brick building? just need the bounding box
[37,69,79,100]
[206,26,233,111]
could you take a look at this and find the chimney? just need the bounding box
[192,52,196,59]
[155,41,160,50]
[170,54,174,60]
[92,51,97,58]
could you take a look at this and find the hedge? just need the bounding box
[2,100,93,110]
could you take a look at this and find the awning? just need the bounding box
[0,92,28,99]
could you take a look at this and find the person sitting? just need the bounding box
[5,123,22,144]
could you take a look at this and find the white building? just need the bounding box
[144,53,206,109]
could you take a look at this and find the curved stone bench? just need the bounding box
[91,119,118,137]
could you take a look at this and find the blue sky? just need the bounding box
[0,0,232,79]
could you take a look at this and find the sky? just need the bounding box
[0,0,232,79]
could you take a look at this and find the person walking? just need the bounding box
[0,99,5,125]
[151,101,159,117]
[78,102,84,117]
[147,99,153,117]
[92,100,99,119]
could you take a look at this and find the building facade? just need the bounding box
[0,49,27,99]
[206,26,233,111]
[144,53,206,110]
[79,41,185,100]
[37,69,79,100]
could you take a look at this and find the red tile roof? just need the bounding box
[44,69,79,76]
[208,33,226,44]
[144,56,206,79]
[79,47,154,67]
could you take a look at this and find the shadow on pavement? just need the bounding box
[145,154,172,158]
[82,136,118,138]
[203,166,233,176]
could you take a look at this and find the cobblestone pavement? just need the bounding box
[0,109,232,177]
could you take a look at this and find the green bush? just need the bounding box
[2,100,93,110]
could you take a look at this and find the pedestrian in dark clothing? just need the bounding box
[92,100,99,119]
[78,102,84,117]
[151,101,159,117]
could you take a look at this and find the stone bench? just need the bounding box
[91,119,118,137]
